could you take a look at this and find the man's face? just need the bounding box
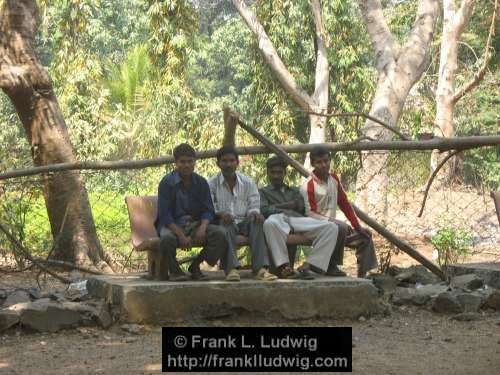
[217,153,239,178]
[267,166,286,188]
[311,154,331,177]
[175,155,196,178]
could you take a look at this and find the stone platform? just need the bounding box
[87,271,384,324]
[447,262,500,289]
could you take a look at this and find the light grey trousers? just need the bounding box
[263,213,338,272]
[219,218,270,273]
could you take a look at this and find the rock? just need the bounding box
[394,265,441,285]
[3,290,31,307]
[432,292,464,314]
[0,289,7,300]
[0,310,20,331]
[83,301,113,329]
[455,292,484,312]
[16,300,87,332]
[450,312,481,322]
[450,274,484,291]
[392,284,448,307]
[27,288,41,300]
[369,274,398,295]
[121,324,143,335]
[483,289,500,311]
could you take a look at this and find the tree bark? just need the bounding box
[355,0,439,221]
[0,0,112,271]
[431,0,476,182]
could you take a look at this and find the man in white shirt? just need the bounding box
[208,146,277,282]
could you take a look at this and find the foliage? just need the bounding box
[431,226,473,268]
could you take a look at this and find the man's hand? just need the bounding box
[356,227,372,238]
[219,213,235,225]
[192,223,208,245]
[249,212,264,224]
[177,232,192,249]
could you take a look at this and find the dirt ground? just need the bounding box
[1,268,500,375]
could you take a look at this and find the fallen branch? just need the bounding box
[1,136,498,181]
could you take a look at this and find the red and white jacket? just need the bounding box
[300,172,361,230]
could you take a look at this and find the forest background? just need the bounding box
[0,0,498,271]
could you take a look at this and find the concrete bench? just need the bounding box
[125,195,313,280]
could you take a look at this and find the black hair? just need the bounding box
[310,146,331,163]
[266,156,287,170]
[216,145,239,162]
[173,143,196,160]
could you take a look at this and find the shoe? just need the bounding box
[169,273,189,282]
[296,263,315,280]
[255,268,278,281]
[326,265,347,277]
[276,264,295,279]
[188,262,209,281]
[225,269,240,282]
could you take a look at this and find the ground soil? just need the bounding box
[1,269,500,375]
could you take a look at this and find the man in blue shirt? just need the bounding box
[155,143,230,281]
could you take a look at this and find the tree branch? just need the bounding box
[309,0,329,105]
[307,110,410,140]
[453,0,497,103]
[356,0,400,71]
[418,149,463,217]
[1,136,499,181]
[398,0,440,75]
[454,0,477,36]
[231,0,316,111]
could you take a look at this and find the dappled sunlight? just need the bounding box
[0,361,10,369]
[144,363,162,372]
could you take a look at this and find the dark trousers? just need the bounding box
[159,222,228,275]
[327,221,378,276]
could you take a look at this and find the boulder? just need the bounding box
[394,265,441,285]
[450,274,484,291]
[3,290,31,307]
[455,292,484,312]
[0,309,20,331]
[432,292,464,314]
[483,289,500,311]
[369,274,398,295]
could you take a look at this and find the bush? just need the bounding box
[431,226,473,270]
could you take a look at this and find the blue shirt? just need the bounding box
[155,170,215,234]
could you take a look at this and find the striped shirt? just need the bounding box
[208,172,260,224]
[300,172,361,229]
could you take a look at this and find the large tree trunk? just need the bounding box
[430,0,476,182]
[355,0,439,221]
[0,0,112,271]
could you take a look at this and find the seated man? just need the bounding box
[260,156,344,279]
[300,146,378,278]
[155,143,230,281]
[208,146,277,282]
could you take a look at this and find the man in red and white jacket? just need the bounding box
[300,146,378,277]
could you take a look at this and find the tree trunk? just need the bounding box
[0,0,112,271]
[355,0,439,221]
[430,0,476,183]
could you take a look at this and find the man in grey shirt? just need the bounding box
[208,146,277,282]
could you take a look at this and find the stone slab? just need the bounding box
[446,263,500,289]
[87,272,384,324]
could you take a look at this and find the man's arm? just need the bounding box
[259,188,279,218]
[331,173,361,230]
